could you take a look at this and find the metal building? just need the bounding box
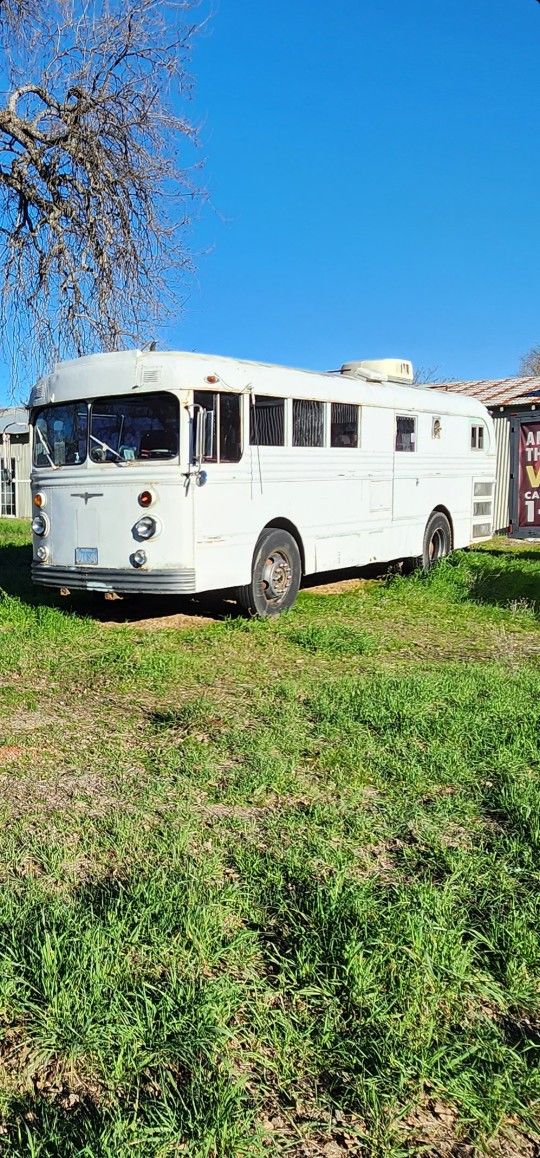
[429,377,540,537]
[0,406,32,519]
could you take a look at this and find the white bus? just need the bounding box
[28,349,496,616]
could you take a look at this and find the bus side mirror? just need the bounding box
[194,407,215,464]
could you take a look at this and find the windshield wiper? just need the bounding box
[89,434,125,463]
[35,425,58,469]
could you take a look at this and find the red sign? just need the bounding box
[518,422,540,529]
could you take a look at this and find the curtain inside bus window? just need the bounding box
[250,396,285,446]
[331,403,358,448]
[293,399,324,447]
[90,393,179,461]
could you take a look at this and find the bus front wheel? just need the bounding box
[237,529,302,617]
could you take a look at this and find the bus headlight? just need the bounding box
[132,549,147,567]
[32,514,48,536]
[36,545,49,562]
[134,516,159,540]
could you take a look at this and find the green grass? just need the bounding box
[0,518,539,1155]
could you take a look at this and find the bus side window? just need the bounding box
[471,424,484,450]
[219,393,242,462]
[331,403,359,448]
[396,415,416,452]
[194,391,242,463]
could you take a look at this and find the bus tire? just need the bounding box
[421,510,453,571]
[402,511,453,574]
[236,528,301,617]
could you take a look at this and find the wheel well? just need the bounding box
[430,505,454,548]
[263,518,305,574]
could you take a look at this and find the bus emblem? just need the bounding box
[70,492,104,504]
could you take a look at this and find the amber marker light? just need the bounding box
[138,490,153,508]
[206,374,219,384]
[33,493,44,507]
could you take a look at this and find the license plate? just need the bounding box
[75,547,98,566]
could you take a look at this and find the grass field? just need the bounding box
[0,519,539,1157]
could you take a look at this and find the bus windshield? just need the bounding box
[90,393,179,462]
[33,392,180,468]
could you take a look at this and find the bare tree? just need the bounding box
[0,0,202,390]
[413,363,442,385]
[518,346,540,377]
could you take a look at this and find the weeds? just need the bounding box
[0,520,539,1155]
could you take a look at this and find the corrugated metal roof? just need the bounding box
[0,406,29,434]
[427,376,540,408]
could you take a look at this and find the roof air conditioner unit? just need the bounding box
[341,359,414,384]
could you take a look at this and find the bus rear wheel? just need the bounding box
[422,511,452,569]
[237,529,301,617]
[402,511,453,574]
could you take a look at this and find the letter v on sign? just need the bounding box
[526,464,540,487]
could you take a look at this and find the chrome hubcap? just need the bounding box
[261,550,292,601]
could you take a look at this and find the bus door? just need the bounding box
[190,391,247,588]
[392,411,421,528]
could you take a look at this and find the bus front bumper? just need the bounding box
[31,564,197,595]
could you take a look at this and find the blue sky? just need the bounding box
[165,0,540,382]
[3,0,540,403]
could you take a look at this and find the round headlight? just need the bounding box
[134,516,158,540]
[132,549,147,567]
[32,514,47,536]
[36,545,49,562]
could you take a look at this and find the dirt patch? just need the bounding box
[303,578,372,597]
[488,1121,540,1158]
[354,837,402,882]
[402,1098,540,1157]
[200,796,318,825]
[403,1098,473,1156]
[0,746,27,761]
[111,611,214,631]
[1,711,61,733]
[0,1028,106,1111]
[0,769,128,819]
[80,590,239,628]
[202,802,273,822]
[260,1104,367,1155]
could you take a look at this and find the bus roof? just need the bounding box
[28,349,490,421]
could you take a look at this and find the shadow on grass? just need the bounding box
[3,538,538,625]
[0,541,39,603]
[477,545,540,564]
[0,539,392,625]
[466,559,540,615]
[0,541,242,622]
[2,1092,105,1157]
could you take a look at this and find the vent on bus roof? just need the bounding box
[341,359,414,384]
[142,368,161,385]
